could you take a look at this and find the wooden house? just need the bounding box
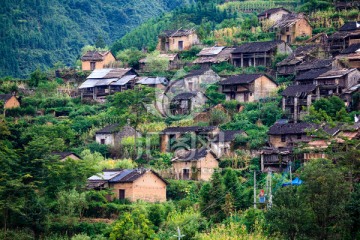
[51,152,81,161]
[334,43,360,69]
[81,51,116,71]
[157,29,199,52]
[328,22,360,55]
[139,53,180,71]
[87,169,168,202]
[258,7,291,23]
[271,13,312,44]
[78,68,137,99]
[295,66,332,85]
[231,41,292,68]
[193,47,235,68]
[219,74,278,102]
[160,126,219,153]
[277,45,328,76]
[95,124,140,146]
[295,59,333,75]
[170,92,208,116]
[282,84,317,122]
[171,148,219,181]
[0,94,20,109]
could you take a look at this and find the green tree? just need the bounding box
[28,68,47,88]
[95,35,106,49]
[110,209,156,240]
[223,168,243,210]
[116,48,146,68]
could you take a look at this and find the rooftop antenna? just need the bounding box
[173,226,185,240]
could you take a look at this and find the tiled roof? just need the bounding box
[268,122,317,135]
[193,47,235,64]
[159,29,195,37]
[0,94,13,102]
[272,13,307,29]
[219,74,264,85]
[184,68,210,78]
[295,59,333,72]
[232,41,282,53]
[172,148,217,162]
[295,67,332,81]
[51,152,81,159]
[316,68,355,79]
[215,130,245,142]
[341,43,360,54]
[173,92,197,100]
[258,7,291,17]
[81,51,111,61]
[96,123,121,134]
[282,84,316,97]
[277,45,318,66]
[339,22,360,31]
[162,126,217,134]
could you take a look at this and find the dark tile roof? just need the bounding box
[173,148,217,162]
[173,92,197,100]
[0,94,13,102]
[277,45,318,66]
[184,68,210,78]
[81,51,111,61]
[272,13,307,29]
[232,41,282,54]
[219,74,264,85]
[215,130,245,142]
[282,84,316,97]
[258,7,291,17]
[341,43,360,54]
[159,29,195,37]
[295,67,332,81]
[162,126,217,134]
[339,22,360,31]
[96,123,121,134]
[295,59,333,72]
[51,152,81,159]
[268,122,317,135]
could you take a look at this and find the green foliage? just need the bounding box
[28,68,48,87]
[116,48,146,68]
[209,108,230,126]
[298,0,333,12]
[57,189,88,218]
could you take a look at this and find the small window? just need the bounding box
[90,62,96,70]
[297,134,302,139]
[119,189,125,199]
[178,41,184,50]
[286,35,291,43]
[100,139,105,144]
[281,135,286,142]
[183,169,190,180]
[286,27,290,32]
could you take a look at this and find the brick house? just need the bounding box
[282,84,317,122]
[231,41,292,68]
[157,29,199,52]
[160,126,219,153]
[271,13,312,44]
[95,124,140,146]
[328,22,360,55]
[78,68,138,99]
[87,169,168,202]
[0,94,20,109]
[139,53,180,71]
[81,51,116,71]
[258,7,291,23]
[193,47,235,68]
[219,74,278,102]
[171,148,219,181]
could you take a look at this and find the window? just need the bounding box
[286,35,291,43]
[188,82,193,91]
[230,92,236,100]
[297,134,302,140]
[281,135,286,142]
[178,41,183,50]
[119,189,125,199]
[286,27,290,32]
[90,62,96,70]
[100,139,105,144]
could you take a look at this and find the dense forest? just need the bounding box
[0,0,195,78]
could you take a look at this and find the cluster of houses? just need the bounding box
[70,9,360,203]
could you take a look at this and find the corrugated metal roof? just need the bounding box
[137,77,168,85]
[197,47,225,56]
[87,69,112,79]
[88,171,122,180]
[79,79,99,89]
[110,75,137,86]
[94,78,118,86]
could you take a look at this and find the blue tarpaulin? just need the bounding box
[282,177,303,187]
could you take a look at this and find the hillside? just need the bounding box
[0,0,194,78]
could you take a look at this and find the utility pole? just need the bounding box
[254,170,257,209]
[268,171,272,209]
[289,161,292,185]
